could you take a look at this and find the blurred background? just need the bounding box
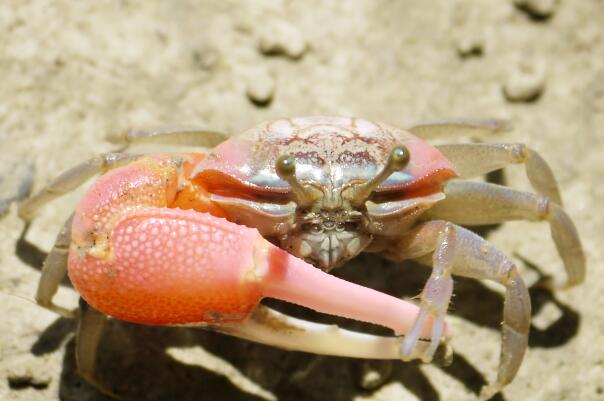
[1,1,603,401]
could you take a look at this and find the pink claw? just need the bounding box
[68,207,436,338]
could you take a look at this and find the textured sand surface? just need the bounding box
[1,1,603,401]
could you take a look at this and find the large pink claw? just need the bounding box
[68,207,437,339]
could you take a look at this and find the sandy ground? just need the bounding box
[1,1,603,400]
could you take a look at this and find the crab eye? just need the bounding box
[348,143,411,207]
[276,154,296,177]
[275,154,321,207]
[390,145,410,170]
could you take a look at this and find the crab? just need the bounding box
[18,116,585,400]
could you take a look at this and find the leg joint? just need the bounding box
[510,144,529,163]
[499,260,519,285]
[433,222,457,270]
[536,195,551,220]
[98,153,138,173]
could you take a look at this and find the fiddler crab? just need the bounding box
[19,116,585,400]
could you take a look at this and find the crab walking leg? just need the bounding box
[216,305,453,364]
[436,143,562,205]
[426,180,585,289]
[68,208,440,351]
[76,300,108,387]
[407,119,511,139]
[385,221,531,400]
[106,127,228,148]
[18,153,140,221]
[35,215,75,317]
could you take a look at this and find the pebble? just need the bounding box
[192,45,220,70]
[503,60,547,102]
[6,355,52,390]
[456,32,484,58]
[513,0,560,20]
[359,360,392,390]
[245,69,276,106]
[257,21,307,60]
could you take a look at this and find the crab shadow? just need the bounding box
[19,223,580,401]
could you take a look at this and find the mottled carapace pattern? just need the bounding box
[194,116,457,194]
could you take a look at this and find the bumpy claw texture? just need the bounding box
[69,208,265,324]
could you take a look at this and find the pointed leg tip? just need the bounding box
[477,383,501,401]
[491,118,514,133]
[536,275,584,292]
[433,341,454,367]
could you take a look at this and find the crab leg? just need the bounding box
[20,126,228,221]
[76,300,107,386]
[408,119,511,139]
[384,221,531,401]
[426,180,585,289]
[34,215,76,317]
[106,126,228,149]
[18,153,139,222]
[436,143,562,205]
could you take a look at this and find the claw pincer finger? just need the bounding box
[68,207,438,338]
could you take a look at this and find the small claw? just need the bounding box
[401,260,453,363]
[478,383,503,401]
[400,308,446,363]
[432,338,453,367]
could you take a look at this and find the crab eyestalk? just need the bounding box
[350,144,411,207]
[276,154,321,207]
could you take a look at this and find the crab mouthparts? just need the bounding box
[291,228,371,272]
[317,232,357,270]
